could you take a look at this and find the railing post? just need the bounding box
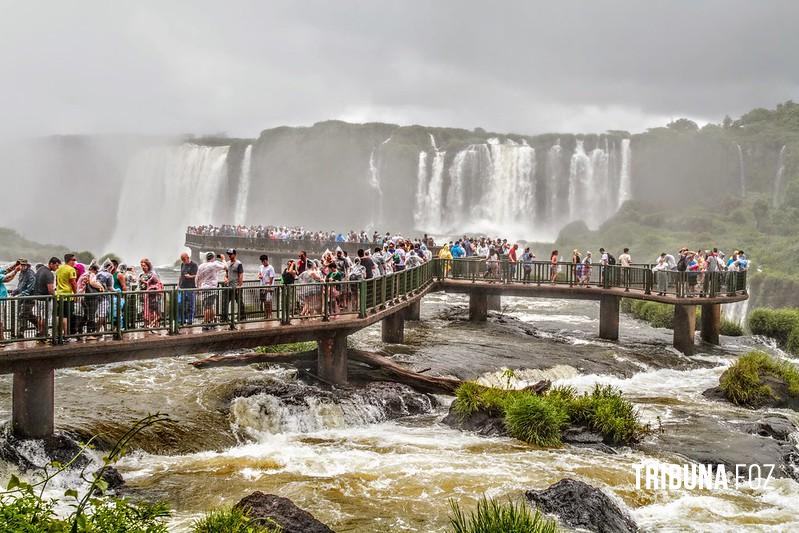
[114,292,123,340]
[644,269,652,295]
[229,287,237,330]
[322,283,330,321]
[169,287,178,335]
[359,279,367,318]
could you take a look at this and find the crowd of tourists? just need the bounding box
[0,231,749,342]
[187,224,421,245]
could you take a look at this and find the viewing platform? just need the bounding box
[0,259,747,440]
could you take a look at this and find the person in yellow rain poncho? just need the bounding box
[437,243,452,277]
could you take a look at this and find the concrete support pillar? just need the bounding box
[487,294,501,312]
[469,291,488,322]
[701,303,721,346]
[405,300,421,321]
[673,304,697,355]
[382,311,405,343]
[12,366,55,439]
[599,295,620,341]
[317,333,348,385]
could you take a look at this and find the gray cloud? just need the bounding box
[1,0,797,139]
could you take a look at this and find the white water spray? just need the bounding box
[773,145,787,208]
[233,144,252,225]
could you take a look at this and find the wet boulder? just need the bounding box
[235,491,334,533]
[441,406,506,436]
[526,479,638,533]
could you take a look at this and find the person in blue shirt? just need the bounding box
[451,241,466,259]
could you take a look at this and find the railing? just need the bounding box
[0,261,436,346]
[436,258,748,299]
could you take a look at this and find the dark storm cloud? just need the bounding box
[1,0,797,138]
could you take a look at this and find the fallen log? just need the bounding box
[190,349,317,368]
[347,349,461,394]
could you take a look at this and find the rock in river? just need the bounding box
[235,491,334,533]
[526,478,638,533]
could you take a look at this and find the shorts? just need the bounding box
[259,288,273,303]
[203,294,218,310]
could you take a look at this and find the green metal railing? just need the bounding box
[437,258,748,299]
[0,261,436,346]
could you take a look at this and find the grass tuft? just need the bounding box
[504,394,568,447]
[719,351,799,406]
[255,342,317,354]
[449,496,559,533]
[192,506,282,533]
[720,318,744,336]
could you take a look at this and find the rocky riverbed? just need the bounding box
[1,292,798,532]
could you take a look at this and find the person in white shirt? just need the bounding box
[258,254,276,319]
[618,247,633,290]
[196,252,227,330]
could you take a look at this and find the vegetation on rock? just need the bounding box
[192,506,282,533]
[453,383,645,447]
[748,308,799,353]
[719,351,799,407]
[255,342,317,354]
[449,496,558,533]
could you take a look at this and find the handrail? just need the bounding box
[0,261,436,346]
[0,259,747,347]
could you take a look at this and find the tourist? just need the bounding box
[78,263,106,335]
[9,259,35,338]
[138,258,163,330]
[30,257,59,338]
[618,247,632,290]
[521,247,534,282]
[222,249,244,322]
[55,254,78,340]
[373,247,387,276]
[258,254,275,319]
[572,249,582,283]
[282,259,298,285]
[196,252,227,330]
[297,251,308,274]
[437,244,452,277]
[653,254,669,296]
[508,243,519,280]
[178,252,198,325]
[96,261,116,332]
[580,252,592,287]
[357,249,374,280]
[549,250,559,284]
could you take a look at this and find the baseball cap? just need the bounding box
[226,248,236,255]
[206,251,215,260]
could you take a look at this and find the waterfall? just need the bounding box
[618,138,631,209]
[723,297,750,328]
[483,138,536,227]
[426,148,447,231]
[773,145,787,208]
[736,144,746,197]
[546,141,563,222]
[107,143,230,265]
[233,144,252,225]
[589,147,609,228]
[568,139,592,223]
[413,151,429,229]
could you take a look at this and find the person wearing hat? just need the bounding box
[196,251,227,330]
[222,248,244,322]
[10,259,36,338]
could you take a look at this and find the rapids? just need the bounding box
[2,294,799,532]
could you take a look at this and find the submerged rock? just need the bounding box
[235,491,334,533]
[441,407,506,436]
[525,479,638,533]
[639,409,799,481]
[229,379,439,435]
[704,365,799,411]
[0,431,91,472]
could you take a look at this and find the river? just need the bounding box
[1,292,798,532]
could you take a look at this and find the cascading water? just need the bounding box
[413,134,446,231]
[367,137,391,228]
[568,139,592,224]
[413,151,429,229]
[773,145,787,208]
[589,147,609,228]
[107,143,230,265]
[482,138,536,228]
[736,144,746,197]
[618,138,631,209]
[233,144,253,226]
[545,141,563,223]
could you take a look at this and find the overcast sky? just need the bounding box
[1,0,797,139]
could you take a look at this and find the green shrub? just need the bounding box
[719,318,744,337]
[747,308,799,347]
[621,299,702,330]
[255,342,317,354]
[192,506,282,533]
[504,394,568,447]
[788,327,799,355]
[449,497,559,533]
[451,383,644,446]
[719,351,799,406]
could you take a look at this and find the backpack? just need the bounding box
[349,266,365,281]
[606,253,616,265]
[677,256,687,272]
